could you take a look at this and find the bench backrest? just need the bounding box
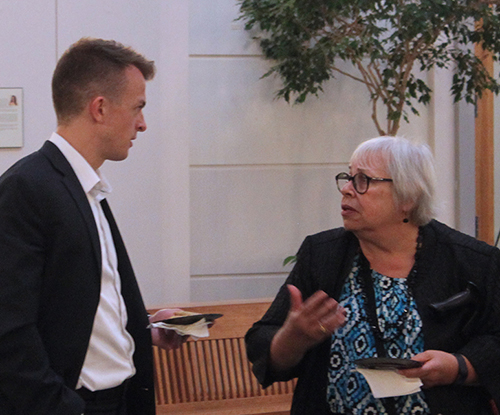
[151,300,296,407]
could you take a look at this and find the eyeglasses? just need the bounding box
[335,172,393,194]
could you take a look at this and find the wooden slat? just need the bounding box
[248,358,262,397]
[204,340,217,400]
[153,347,165,404]
[225,338,238,399]
[163,350,174,404]
[198,341,211,400]
[169,348,181,403]
[169,350,186,402]
[188,341,202,402]
[211,339,224,400]
[239,337,253,397]
[217,338,231,399]
[232,337,246,398]
[183,343,196,402]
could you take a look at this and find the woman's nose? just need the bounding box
[340,179,355,196]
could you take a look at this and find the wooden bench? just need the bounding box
[150,300,295,415]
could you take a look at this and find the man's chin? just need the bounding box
[108,152,129,162]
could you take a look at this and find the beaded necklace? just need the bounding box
[356,227,423,352]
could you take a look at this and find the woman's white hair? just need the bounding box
[350,136,437,226]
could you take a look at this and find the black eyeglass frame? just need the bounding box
[335,172,393,194]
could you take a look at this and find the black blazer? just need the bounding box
[0,141,155,415]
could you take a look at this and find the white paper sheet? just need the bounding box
[356,368,423,398]
[148,318,210,340]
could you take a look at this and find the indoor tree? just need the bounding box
[238,0,500,136]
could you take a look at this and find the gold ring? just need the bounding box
[318,322,328,334]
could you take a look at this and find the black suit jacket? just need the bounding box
[0,141,155,414]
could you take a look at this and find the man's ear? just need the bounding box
[89,96,106,122]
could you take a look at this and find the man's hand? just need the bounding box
[149,309,189,350]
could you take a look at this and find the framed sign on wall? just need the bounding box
[0,88,23,148]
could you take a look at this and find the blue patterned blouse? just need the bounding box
[326,255,430,414]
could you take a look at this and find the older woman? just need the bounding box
[245,136,500,415]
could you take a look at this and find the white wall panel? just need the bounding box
[457,99,475,237]
[191,274,287,302]
[156,2,192,305]
[191,165,345,276]
[429,67,457,227]
[0,1,56,172]
[189,57,430,166]
[190,0,261,56]
[56,0,160,55]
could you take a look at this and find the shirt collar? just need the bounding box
[49,132,112,201]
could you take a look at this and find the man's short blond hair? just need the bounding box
[52,37,155,125]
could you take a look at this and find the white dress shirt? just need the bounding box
[49,133,135,391]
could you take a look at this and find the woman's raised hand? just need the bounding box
[269,285,347,371]
[287,285,347,342]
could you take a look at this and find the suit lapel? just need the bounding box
[100,198,149,330]
[40,141,102,271]
[100,199,136,294]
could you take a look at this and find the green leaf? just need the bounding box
[283,255,297,266]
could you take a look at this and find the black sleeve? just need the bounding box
[245,236,318,387]
[459,250,500,406]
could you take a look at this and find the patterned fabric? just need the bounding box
[326,255,430,414]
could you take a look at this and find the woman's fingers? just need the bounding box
[286,286,346,339]
[287,284,304,312]
[319,304,347,334]
[269,287,347,371]
[399,350,466,388]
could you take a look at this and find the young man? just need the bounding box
[0,38,183,415]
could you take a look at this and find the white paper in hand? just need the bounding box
[356,368,423,398]
[148,318,210,340]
